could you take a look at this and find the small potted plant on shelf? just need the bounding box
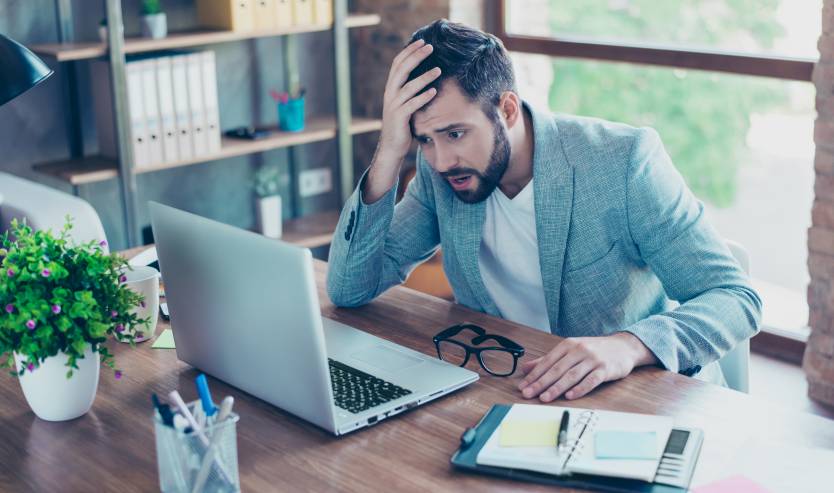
[253,165,285,239]
[0,218,148,422]
[98,18,108,42]
[140,0,167,40]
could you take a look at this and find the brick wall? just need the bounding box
[805,0,834,406]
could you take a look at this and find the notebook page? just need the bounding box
[567,409,674,482]
[476,404,593,476]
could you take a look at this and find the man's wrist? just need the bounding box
[615,331,658,368]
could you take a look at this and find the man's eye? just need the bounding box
[417,136,433,145]
[449,130,464,140]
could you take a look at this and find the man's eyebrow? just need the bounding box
[413,122,468,138]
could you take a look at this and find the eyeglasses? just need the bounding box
[433,323,525,377]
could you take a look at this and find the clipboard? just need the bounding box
[451,404,702,493]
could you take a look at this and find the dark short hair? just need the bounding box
[407,19,516,117]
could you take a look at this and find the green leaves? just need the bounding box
[0,218,150,379]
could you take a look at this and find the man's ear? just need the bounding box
[498,91,522,129]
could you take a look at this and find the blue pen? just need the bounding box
[196,373,217,417]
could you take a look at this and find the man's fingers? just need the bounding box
[519,357,541,375]
[401,87,437,114]
[538,361,596,403]
[517,342,570,389]
[394,67,441,107]
[392,39,425,67]
[565,369,607,400]
[520,351,583,399]
[386,43,434,94]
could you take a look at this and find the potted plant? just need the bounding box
[253,165,285,239]
[0,218,148,421]
[98,18,108,43]
[140,0,167,39]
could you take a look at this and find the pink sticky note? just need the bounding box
[693,475,772,493]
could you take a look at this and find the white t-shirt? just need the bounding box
[478,180,551,332]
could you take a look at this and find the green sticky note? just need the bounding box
[151,329,176,349]
[594,431,658,460]
[499,420,558,447]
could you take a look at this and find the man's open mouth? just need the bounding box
[448,175,473,190]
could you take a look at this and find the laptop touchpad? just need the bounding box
[351,345,423,373]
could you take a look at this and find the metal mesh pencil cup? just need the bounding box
[153,403,241,493]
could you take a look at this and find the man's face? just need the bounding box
[412,81,510,203]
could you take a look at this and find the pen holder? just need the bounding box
[153,403,241,493]
[278,97,305,132]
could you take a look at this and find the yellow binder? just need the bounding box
[196,0,255,32]
[313,0,332,26]
[274,0,293,28]
[292,0,315,25]
[252,0,277,30]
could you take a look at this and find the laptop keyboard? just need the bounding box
[328,359,413,414]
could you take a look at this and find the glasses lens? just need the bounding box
[437,340,468,366]
[479,349,516,376]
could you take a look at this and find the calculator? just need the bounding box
[653,427,704,489]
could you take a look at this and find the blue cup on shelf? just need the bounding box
[278,97,305,132]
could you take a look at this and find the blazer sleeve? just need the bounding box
[326,155,441,307]
[620,128,762,375]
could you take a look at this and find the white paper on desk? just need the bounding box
[729,441,834,493]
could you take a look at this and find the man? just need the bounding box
[327,19,761,402]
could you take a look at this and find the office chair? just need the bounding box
[720,239,752,393]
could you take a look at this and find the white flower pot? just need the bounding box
[141,12,167,39]
[256,195,282,239]
[14,345,100,422]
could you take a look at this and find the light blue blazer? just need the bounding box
[327,105,762,384]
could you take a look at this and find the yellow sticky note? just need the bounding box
[499,420,559,447]
[152,328,176,349]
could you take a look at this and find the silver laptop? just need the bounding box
[149,202,478,435]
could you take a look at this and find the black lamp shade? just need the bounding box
[0,33,53,107]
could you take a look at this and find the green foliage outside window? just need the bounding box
[545,0,789,206]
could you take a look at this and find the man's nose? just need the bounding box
[433,145,458,174]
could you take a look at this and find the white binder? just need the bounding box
[155,56,179,164]
[171,54,194,161]
[200,51,222,155]
[140,59,164,167]
[186,52,208,156]
[126,60,149,168]
[91,60,148,167]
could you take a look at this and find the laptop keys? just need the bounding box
[328,359,413,414]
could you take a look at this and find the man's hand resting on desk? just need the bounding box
[517,332,658,402]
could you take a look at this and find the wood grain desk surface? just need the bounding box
[1,255,833,492]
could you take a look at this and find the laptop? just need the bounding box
[149,202,479,435]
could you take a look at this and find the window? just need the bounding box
[498,0,819,337]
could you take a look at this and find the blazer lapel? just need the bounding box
[529,106,574,333]
[451,197,499,315]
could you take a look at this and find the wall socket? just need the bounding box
[298,167,333,197]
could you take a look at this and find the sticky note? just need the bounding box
[499,420,558,447]
[594,431,658,460]
[152,329,176,349]
[693,475,772,493]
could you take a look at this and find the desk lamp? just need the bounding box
[0,33,53,106]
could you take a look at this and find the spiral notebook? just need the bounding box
[476,404,674,482]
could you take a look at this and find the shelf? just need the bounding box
[34,116,382,185]
[280,210,341,249]
[30,14,382,62]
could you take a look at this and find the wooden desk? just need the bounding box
[1,258,833,492]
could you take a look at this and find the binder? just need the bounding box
[274,0,293,27]
[140,59,164,167]
[91,60,149,168]
[185,52,208,157]
[170,54,194,161]
[292,0,314,25]
[197,0,255,32]
[252,0,277,30]
[155,56,179,164]
[313,0,332,26]
[451,404,703,493]
[200,51,222,155]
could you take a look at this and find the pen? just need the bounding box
[168,390,234,486]
[196,373,217,417]
[216,396,235,422]
[557,410,569,453]
[151,393,174,427]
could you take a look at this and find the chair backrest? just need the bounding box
[719,239,751,393]
[0,172,108,252]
